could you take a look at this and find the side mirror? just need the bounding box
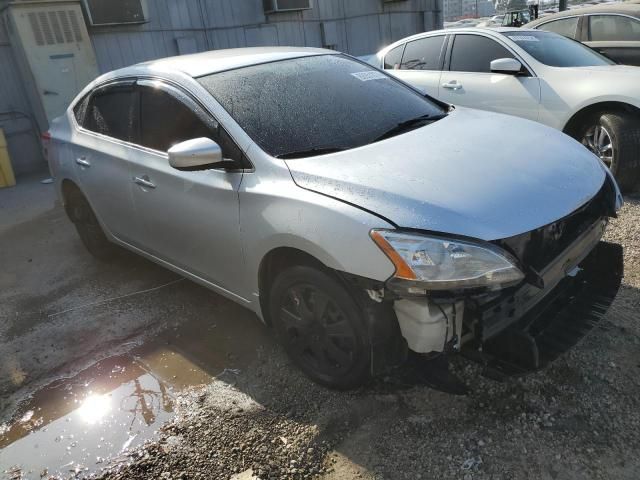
[168,138,224,170]
[490,58,523,75]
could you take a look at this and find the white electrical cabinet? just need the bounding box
[3,0,99,129]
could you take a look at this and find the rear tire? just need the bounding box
[66,192,118,261]
[269,265,371,390]
[576,111,640,193]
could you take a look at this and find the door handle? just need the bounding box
[76,157,90,168]
[442,81,463,90]
[133,175,156,189]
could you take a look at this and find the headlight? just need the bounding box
[370,229,524,293]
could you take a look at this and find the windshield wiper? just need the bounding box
[275,146,348,159]
[374,113,447,142]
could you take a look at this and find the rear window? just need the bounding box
[197,54,445,158]
[384,44,404,69]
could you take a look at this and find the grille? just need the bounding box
[496,176,617,272]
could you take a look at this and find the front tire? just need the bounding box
[576,111,640,193]
[269,266,371,390]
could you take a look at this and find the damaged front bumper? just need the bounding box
[391,219,623,375]
[465,240,623,375]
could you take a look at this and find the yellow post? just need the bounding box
[0,128,17,188]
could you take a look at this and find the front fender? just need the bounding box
[238,160,396,315]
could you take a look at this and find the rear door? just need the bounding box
[129,80,247,297]
[384,35,446,98]
[71,81,142,244]
[585,14,640,66]
[439,33,540,121]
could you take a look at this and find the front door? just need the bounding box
[129,81,246,297]
[438,33,541,122]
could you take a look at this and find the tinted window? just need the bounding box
[138,86,244,163]
[198,55,446,158]
[449,35,514,73]
[81,85,138,143]
[589,15,640,41]
[140,87,212,152]
[400,36,445,70]
[384,44,404,69]
[537,17,579,38]
[73,94,90,125]
[502,31,615,67]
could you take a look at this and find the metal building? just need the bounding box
[0,0,443,176]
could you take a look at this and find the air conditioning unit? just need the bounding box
[263,0,312,14]
[82,0,148,26]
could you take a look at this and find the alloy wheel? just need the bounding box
[582,124,613,168]
[278,284,359,377]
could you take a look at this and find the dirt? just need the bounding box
[1,179,639,480]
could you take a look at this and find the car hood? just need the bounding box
[285,108,606,241]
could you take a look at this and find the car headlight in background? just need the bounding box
[370,229,524,294]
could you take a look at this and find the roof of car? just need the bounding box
[398,26,533,38]
[378,27,536,55]
[528,1,640,26]
[134,46,336,78]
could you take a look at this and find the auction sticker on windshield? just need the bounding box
[508,35,540,42]
[351,71,388,81]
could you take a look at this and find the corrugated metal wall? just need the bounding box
[0,0,442,175]
[0,16,43,175]
[90,0,442,71]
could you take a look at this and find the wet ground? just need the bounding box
[1,174,640,479]
[0,173,272,478]
[0,313,270,479]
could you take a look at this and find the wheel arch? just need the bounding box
[256,245,407,376]
[257,246,333,325]
[60,178,110,230]
[60,178,86,220]
[563,101,640,137]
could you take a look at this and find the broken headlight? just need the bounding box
[370,229,524,293]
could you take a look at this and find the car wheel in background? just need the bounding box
[578,112,640,193]
[66,191,119,260]
[269,265,371,390]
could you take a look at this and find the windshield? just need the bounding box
[501,31,615,67]
[197,54,446,158]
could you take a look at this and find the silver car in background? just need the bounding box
[47,47,623,389]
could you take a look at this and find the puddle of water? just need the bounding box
[0,307,271,479]
[0,355,175,479]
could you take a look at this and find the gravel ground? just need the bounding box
[88,197,640,480]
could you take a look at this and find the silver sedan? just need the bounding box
[47,47,623,389]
